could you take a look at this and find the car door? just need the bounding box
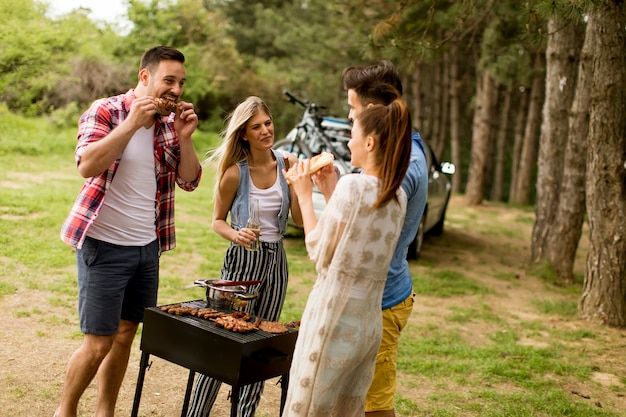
[423,142,447,232]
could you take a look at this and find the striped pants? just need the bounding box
[186,241,289,417]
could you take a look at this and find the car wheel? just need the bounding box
[407,211,426,261]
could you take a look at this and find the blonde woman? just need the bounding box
[187,96,302,417]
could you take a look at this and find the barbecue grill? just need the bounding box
[130,300,298,417]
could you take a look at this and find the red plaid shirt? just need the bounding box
[60,89,201,252]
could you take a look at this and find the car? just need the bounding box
[406,141,455,259]
[280,133,455,260]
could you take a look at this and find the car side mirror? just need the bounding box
[440,162,456,175]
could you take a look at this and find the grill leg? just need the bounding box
[280,374,289,414]
[230,385,240,417]
[180,370,195,417]
[131,351,150,417]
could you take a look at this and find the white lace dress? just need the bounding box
[283,174,407,417]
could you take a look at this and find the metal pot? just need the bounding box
[203,280,258,310]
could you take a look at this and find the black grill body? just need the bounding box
[130,300,298,417]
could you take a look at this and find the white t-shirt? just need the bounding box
[88,126,157,246]
[249,164,283,243]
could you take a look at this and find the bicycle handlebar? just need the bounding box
[283,90,326,114]
[283,90,307,109]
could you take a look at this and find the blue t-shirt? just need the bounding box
[382,132,428,309]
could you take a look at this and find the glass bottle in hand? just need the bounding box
[246,198,261,251]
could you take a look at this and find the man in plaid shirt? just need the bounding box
[55,46,202,417]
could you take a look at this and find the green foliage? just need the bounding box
[371,1,461,61]
[0,0,129,115]
[47,102,83,129]
[519,0,590,51]
[213,0,369,132]
[0,0,68,114]
[479,16,534,86]
[533,0,590,23]
[1,0,376,134]
[120,0,283,123]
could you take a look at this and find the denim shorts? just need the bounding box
[76,236,159,335]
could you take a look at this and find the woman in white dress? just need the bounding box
[283,97,413,416]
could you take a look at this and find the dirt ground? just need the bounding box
[1,195,625,416]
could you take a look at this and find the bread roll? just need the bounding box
[284,152,335,185]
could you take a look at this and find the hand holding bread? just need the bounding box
[283,152,335,185]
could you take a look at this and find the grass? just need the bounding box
[1,112,625,416]
[412,269,494,297]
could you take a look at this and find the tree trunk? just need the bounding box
[429,60,442,155]
[490,83,512,202]
[410,64,425,137]
[435,49,450,160]
[511,52,545,205]
[531,17,578,264]
[580,0,626,328]
[449,44,463,194]
[508,88,530,202]
[482,85,498,200]
[545,20,589,284]
[465,70,499,206]
[402,72,410,106]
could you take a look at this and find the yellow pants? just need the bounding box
[365,293,415,412]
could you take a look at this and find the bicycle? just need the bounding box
[273,90,358,175]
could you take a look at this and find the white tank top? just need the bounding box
[88,126,157,246]
[249,164,283,243]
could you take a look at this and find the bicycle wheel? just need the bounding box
[273,137,313,160]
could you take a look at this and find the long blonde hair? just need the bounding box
[204,96,273,197]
